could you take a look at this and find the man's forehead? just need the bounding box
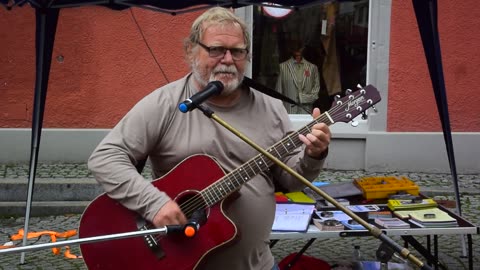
[202,25,245,46]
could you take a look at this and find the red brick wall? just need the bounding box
[388,1,480,131]
[0,6,200,128]
[1,2,479,132]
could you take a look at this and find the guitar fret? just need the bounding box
[238,167,251,180]
[234,169,247,184]
[204,187,215,205]
[287,136,297,149]
[224,178,235,193]
[258,156,271,170]
[279,141,290,154]
[245,161,256,177]
[216,182,226,198]
[211,184,221,202]
[269,147,282,159]
[253,158,263,171]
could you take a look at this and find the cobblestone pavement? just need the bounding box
[0,163,479,269]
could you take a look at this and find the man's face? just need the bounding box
[191,24,248,96]
[293,52,302,63]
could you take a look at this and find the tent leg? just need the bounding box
[412,0,465,257]
[20,7,60,265]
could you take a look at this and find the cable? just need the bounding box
[129,9,170,84]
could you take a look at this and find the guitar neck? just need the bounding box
[201,112,334,207]
[200,84,381,207]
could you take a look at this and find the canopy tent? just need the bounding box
[1,0,462,264]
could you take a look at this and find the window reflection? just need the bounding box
[252,0,369,114]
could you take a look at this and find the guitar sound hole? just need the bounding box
[175,190,209,223]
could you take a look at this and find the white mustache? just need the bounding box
[212,65,237,75]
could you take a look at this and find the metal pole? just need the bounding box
[2,227,169,255]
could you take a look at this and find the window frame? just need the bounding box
[235,0,391,136]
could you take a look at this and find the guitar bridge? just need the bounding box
[137,218,165,259]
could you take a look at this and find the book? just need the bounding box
[393,210,411,219]
[387,198,437,211]
[393,208,458,228]
[312,218,344,231]
[304,182,362,199]
[347,204,380,212]
[284,191,316,204]
[315,210,351,222]
[408,208,458,228]
[374,217,410,229]
[409,219,458,228]
[271,203,315,232]
[274,192,290,203]
[341,219,368,230]
[368,211,392,219]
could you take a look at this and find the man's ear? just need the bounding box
[185,43,195,62]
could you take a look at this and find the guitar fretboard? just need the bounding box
[201,113,334,206]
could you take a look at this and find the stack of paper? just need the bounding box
[406,208,458,228]
[374,217,410,229]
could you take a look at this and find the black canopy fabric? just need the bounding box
[2,0,461,263]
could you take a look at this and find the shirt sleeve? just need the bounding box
[87,91,172,223]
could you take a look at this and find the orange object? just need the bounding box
[354,176,419,199]
[184,226,196,237]
[10,228,79,259]
[64,246,82,259]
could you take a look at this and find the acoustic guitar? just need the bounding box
[79,85,381,269]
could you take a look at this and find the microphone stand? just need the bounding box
[0,225,190,255]
[195,104,432,270]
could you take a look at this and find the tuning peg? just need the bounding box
[351,120,359,127]
[361,111,368,120]
[334,94,343,105]
[372,105,378,113]
[345,89,353,95]
[357,84,363,89]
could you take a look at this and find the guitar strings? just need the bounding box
[162,91,370,233]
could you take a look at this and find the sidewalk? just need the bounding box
[0,163,479,269]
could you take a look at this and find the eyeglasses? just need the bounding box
[197,42,248,61]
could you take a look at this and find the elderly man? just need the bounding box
[87,7,330,270]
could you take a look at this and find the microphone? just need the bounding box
[183,209,207,238]
[178,81,224,113]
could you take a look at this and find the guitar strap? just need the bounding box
[242,76,311,114]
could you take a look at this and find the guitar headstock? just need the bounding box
[328,85,381,123]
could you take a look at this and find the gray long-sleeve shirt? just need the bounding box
[88,74,326,270]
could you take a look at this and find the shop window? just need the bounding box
[252,1,369,115]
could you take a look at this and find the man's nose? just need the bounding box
[221,49,234,63]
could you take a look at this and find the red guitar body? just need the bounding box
[79,155,237,270]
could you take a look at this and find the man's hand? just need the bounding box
[298,107,331,159]
[152,200,187,228]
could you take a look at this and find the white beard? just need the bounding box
[192,61,244,96]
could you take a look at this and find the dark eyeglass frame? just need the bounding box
[197,42,249,61]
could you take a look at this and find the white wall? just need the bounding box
[1,128,478,174]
